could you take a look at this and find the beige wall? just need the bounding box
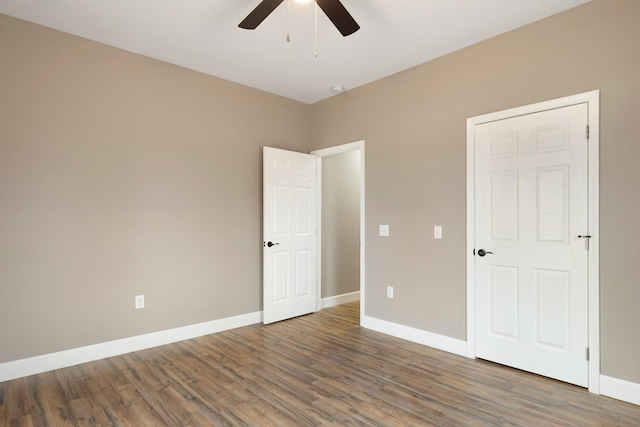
[0,14,311,363]
[321,151,360,298]
[2,0,640,387]
[310,0,640,383]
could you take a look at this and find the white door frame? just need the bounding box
[466,91,600,394]
[311,141,366,324]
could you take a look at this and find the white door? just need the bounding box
[474,104,589,387]
[263,147,317,324]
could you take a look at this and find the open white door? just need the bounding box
[263,147,317,324]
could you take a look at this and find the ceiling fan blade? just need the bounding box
[239,0,285,30]
[316,0,360,36]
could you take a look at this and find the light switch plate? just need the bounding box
[135,295,145,309]
[434,225,443,239]
[379,225,389,237]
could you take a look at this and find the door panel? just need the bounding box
[489,171,518,242]
[475,104,589,387]
[535,269,570,350]
[536,166,569,243]
[263,147,317,324]
[489,265,519,340]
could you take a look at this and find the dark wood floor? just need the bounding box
[1,302,639,426]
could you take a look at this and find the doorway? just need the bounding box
[466,92,600,393]
[262,142,365,325]
[312,141,365,323]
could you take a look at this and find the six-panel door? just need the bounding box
[474,104,589,387]
[263,147,317,324]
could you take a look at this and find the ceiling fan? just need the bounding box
[239,0,360,37]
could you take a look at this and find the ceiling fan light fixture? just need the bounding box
[331,85,347,94]
[239,0,360,37]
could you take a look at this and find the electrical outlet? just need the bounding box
[387,286,394,299]
[434,225,443,239]
[135,295,145,309]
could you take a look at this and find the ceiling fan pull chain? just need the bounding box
[286,0,291,42]
[314,0,318,57]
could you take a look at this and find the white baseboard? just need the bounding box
[8,301,636,409]
[0,293,361,383]
[0,310,262,383]
[361,314,467,357]
[600,375,640,406]
[321,291,360,309]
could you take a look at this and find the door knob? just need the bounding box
[477,249,493,257]
[265,241,280,248]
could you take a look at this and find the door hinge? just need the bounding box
[586,347,590,361]
[586,125,590,139]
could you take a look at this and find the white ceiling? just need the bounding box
[0,0,591,104]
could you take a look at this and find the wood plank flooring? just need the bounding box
[1,302,639,426]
